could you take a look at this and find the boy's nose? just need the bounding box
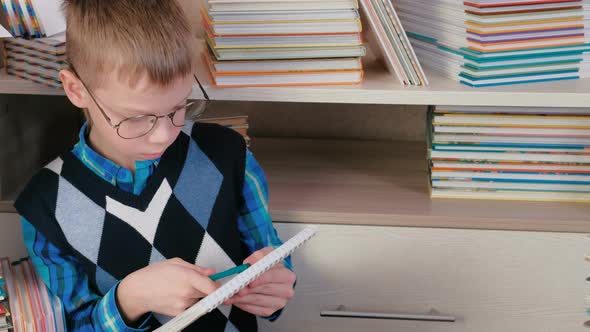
[147,117,176,144]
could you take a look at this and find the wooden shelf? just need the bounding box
[195,57,590,107]
[3,137,588,232]
[0,72,206,99]
[251,137,590,233]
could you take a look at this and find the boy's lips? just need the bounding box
[141,152,163,159]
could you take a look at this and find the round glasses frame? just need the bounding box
[68,63,205,139]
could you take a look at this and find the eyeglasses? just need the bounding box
[68,64,204,139]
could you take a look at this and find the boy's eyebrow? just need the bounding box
[122,91,193,114]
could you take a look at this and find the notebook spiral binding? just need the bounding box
[155,225,319,331]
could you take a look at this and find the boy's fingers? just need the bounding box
[169,258,215,276]
[189,270,218,296]
[249,266,295,288]
[231,293,286,310]
[235,304,277,318]
[243,247,273,265]
[246,283,295,299]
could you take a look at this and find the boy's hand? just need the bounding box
[117,258,218,322]
[225,247,296,317]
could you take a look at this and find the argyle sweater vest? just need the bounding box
[15,123,258,331]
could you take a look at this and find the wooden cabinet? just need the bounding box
[259,223,589,332]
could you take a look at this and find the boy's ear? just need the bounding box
[60,69,91,109]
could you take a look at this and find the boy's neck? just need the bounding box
[88,128,136,173]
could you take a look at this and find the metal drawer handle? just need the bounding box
[320,305,456,322]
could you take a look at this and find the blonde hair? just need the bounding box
[63,0,196,88]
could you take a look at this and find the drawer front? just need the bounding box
[259,223,589,332]
[0,213,27,259]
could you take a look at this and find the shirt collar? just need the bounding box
[72,122,160,186]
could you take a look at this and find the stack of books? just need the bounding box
[359,0,428,85]
[196,115,251,146]
[202,0,366,87]
[428,105,590,202]
[394,0,590,87]
[0,257,65,332]
[0,261,11,332]
[1,0,66,88]
[3,33,66,88]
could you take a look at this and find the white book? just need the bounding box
[461,63,580,77]
[207,9,360,22]
[467,0,583,5]
[5,37,66,55]
[7,60,60,79]
[429,150,590,163]
[209,57,362,72]
[465,21,587,34]
[210,20,362,35]
[434,125,590,136]
[372,0,419,85]
[432,171,590,182]
[431,188,590,202]
[360,0,407,84]
[207,0,359,12]
[434,105,590,115]
[209,33,362,48]
[211,45,366,60]
[463,54,584,68]
[433,134,590,145]
[211,70,363,87]
[433,145,588,153]
[466,2,587,13]
[6,68,62,88]
[432,180,590,192]
[433,114,590,127]
[466,10,585,24]
[460,72,579,87]
[464,44,590,59]
[469,37,587,52]
[468,29,587,42]
[6,52,64,71]
[431,161,590,172]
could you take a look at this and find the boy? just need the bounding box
[14,1,296,331]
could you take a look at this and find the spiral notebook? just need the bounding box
[154,225,319,332]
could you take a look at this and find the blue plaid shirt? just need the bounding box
[21,123,291,331]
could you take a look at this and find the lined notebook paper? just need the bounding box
[154,225,318,331]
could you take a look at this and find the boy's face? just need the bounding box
[62,69,194,170]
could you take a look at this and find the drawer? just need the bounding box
[0,213,28,259]
[259,223,590,332]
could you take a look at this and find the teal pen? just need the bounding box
[209,263,251,281]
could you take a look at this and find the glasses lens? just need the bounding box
[171,107,187,127]
[118,116,157,139]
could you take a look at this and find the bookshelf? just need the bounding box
[195,57,590,108]
[4,136,588,233]
[3,46,588,108]
[251,138,590,234]
[1,70,590,233]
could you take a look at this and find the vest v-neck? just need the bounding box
[60,133,190,211]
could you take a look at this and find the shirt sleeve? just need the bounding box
[21,216,152,332]
[236,150,295,321]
